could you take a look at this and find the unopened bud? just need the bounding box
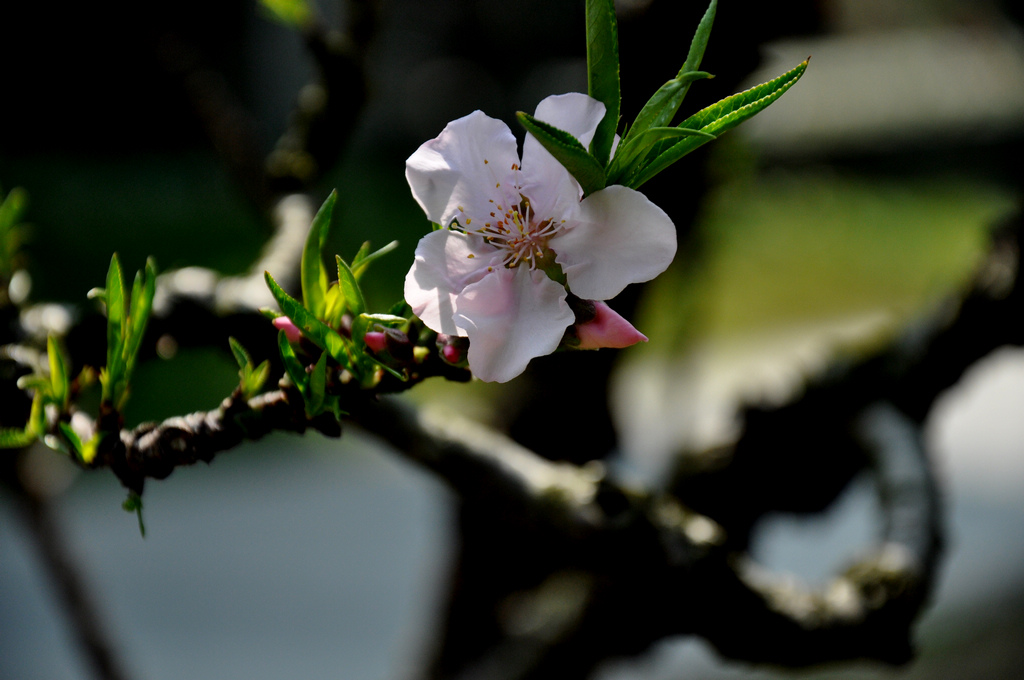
[436,333,469,366]
[364,331,387,353]
[272,316,302,343]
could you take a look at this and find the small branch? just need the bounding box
[80,387,340,493]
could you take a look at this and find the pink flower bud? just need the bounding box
[272,316,302,343]
[364,331,388,353]
[575,301,648,349]
[441,343,463,364]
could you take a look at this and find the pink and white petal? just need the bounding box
[527,93,606,156]
[575,301,648,349]
[405,111,521,227]
[453,268,574,383]
[519,93,609,217]
[551,185,677,301]
[404,229,501,336]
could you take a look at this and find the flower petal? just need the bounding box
[575,301,648,349]
[519,93,609,218]
[454,268,574,382]
[404,229,501,336]
[405,111,521,228]
[551,185,677,301]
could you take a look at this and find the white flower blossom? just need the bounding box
[404,93,677,382]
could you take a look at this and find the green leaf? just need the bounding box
[0,186,28,275]
[323,284,345,328]
[336,255,366,317]
[265,271,353,370]
[0,427,36,449]
[228,336,253,370]
[103,254,126,403]
[365,354,407,382]
[516,112,607,196]
[59,422,86,463]
[387,300,412,319]
[306,351,327,417]
[28,392,46,440]
[259,0,313,28]
[122,491,146,538]
[682,0,717,75]
[627,59,808,188]
[622,71,713,149]
[351,240,399,280]
[302,190,336,319]
[359,313,408,326]
[47,335,69,408]
[16,374,50,394]
[122,258,157,396]
[245,360,271,399]
[585,0,621,166]
[608,125,715,185]
[277,329,308,394]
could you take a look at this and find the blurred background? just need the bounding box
[2,0,1023,678]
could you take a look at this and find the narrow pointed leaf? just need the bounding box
[336,255,365,317]
[228,337,252,370]
[585,0,620,166]
[16,375,50,393]
[359,313,407,326]
[623,71,713,146]
[682,0,717,76]
[351,240,399,280]
[58,422,86,463]
[627,59,808,188]
[124,258,156,385]
[307,351,327,417]
[0,427,36,448]
[103,254,126,404]
[516,112,607,196]
[365,354,407,382]
[246,360,271,398]
[387,300,412,319]
[302,190,336,318]
[277,329,308,394]
[47,335,69,408]
[29,392,45,439]
[608,126,716,184]
[265,271,352,369]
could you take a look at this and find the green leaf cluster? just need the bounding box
[229,337,271,400]
[90,254,158,414]
[517,0,807,193]
[0,336,99,461]
[0,336,70,448]
[266,191,406,418]
[0,186,28,280]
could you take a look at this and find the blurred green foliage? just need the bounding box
[640,166,1017,348]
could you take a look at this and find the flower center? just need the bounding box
[461,161,565,270]
[478,194,562,269]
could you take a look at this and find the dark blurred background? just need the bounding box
[2,0,1023,678]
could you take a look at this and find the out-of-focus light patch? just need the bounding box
[738,22,1024,158]
[156,334,179,360]
[614,0,655,18]
[18,442,80,498]
[8,269,31,305]
[20,303,74,339]
[611,312,892,483]
[928,346,1024,503]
